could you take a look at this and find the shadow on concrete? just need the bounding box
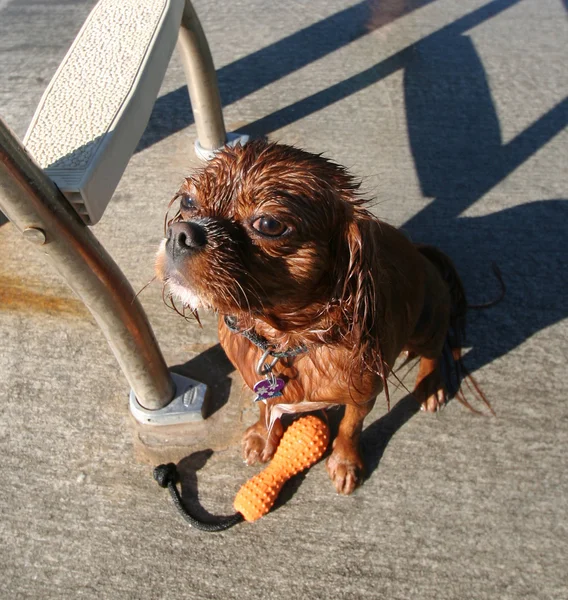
[401,31,568,377]
[361,394,421,476]
[136,0,437,152]
[241,0,525,137]
[0,210,8,227]
[359,2,567,466]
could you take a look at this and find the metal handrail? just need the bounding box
[0,119,175,411]
[178,1,226,151]
[0,0,236,417]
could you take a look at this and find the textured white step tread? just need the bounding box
[24,0,184,224]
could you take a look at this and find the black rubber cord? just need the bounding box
[153,463,244,532]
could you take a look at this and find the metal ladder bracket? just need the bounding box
[129,372,208,425]
[194,131,251,161]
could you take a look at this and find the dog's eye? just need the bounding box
[180,195,197,212]
[251,216,287,237]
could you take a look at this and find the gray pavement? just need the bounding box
[1,0,567,598]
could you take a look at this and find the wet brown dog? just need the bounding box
[156,140,466,494]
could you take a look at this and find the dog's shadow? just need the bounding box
[361,395,421,478]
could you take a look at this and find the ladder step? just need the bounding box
[24,0,184,224]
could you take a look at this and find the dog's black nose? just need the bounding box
[168,221,207,254]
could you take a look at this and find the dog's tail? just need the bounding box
[416,245,495,415]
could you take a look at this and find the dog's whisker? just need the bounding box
[242,271,269,304]
[233,279,257,314]
[132,276,157,304]
[222,284,242,313]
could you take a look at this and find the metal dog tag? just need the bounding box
[253,375,285,403]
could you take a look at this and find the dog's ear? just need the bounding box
[334,214,392,404]
[339,218,377,343]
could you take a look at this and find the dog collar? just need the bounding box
[224,315,308,404]
[223,315,308,360]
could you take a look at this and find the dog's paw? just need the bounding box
[242,430,268,465]
[420,387,446,412]
[241,420,283,465]
[414,357,447,413]
[326,439,364,495]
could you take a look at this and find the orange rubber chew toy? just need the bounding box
[234,414,330,522]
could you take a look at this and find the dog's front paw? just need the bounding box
[326,438,364,495]
[242,420,283,465]
[242,429,267,465]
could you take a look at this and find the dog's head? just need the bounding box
[156,140,377,335]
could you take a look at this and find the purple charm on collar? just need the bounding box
[253,377,285,402]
